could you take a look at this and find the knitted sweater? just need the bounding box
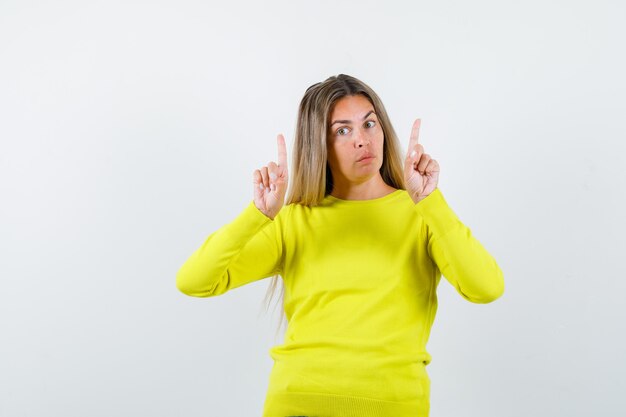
[176,187,505,417]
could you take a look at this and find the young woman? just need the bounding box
[176,74,505,417]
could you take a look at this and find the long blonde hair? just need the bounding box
[260,74,407,338]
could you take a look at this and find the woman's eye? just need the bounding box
[337,127,349,135]
[365,120,376,128]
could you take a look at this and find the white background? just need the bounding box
[1,1,625,416]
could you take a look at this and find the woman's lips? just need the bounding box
[357,156,375,163]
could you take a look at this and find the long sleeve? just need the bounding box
[176,200,284,297]
[413,188,505,303]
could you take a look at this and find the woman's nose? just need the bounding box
[355,130,370,147]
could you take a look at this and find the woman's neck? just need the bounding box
[329,175,396,200]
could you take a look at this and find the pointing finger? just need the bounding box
[277,134,288,170]
[409,118,421,150]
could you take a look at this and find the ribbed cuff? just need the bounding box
[225,200,274,241]
[412,188,462,239]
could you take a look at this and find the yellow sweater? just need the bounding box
[176,187,504,417]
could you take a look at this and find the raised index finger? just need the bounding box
[409,118,421,149]
[277,134,288,169]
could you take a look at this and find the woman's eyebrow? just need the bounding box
[330,110,376,127]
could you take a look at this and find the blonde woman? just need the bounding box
[176,74,505,417]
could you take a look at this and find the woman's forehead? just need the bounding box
[330,95,375,121]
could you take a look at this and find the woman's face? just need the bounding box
[326,94,384,185]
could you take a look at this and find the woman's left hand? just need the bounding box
[404,118,440,204]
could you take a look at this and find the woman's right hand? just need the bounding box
[253,134,289,220]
